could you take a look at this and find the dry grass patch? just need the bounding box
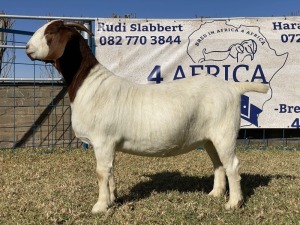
[1,148,299,224]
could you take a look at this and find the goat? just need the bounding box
[26,20,269,213]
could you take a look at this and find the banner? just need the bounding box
[95,17,300,129]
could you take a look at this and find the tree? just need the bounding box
[112,13,136,18]
[291,10,300,16]
[0,13,14,78]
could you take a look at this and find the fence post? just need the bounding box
[82,22,91,47]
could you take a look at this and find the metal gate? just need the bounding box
[0,15,93,149]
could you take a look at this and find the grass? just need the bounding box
[1,148,300,224]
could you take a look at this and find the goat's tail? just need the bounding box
[232,82,269,94]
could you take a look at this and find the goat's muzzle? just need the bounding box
[25,45,35,61]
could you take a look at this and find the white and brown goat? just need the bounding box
[26,20,269,213]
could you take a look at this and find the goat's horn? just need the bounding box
[63,21,94,36]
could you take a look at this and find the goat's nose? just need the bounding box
[25,44,29,50]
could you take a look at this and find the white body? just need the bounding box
[72,65,242,157]
[26,20,269,214]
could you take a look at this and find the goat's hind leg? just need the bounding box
[205,141,226,197]
[213,140,243,209]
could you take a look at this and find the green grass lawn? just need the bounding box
[1,148,299,224]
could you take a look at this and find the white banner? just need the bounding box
[95,17,300,129]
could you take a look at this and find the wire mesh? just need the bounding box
[0,16,93,150]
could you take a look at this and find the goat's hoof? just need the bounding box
[225,198,243,210]
[91,202,108,214]
[208,188,225,197]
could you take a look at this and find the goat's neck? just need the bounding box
[55,37,99,102]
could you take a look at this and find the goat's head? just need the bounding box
[26,20,97,102]
[26,20,92,62]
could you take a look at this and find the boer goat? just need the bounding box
[26,20,269,213]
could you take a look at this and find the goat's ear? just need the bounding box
[44,29,70,60]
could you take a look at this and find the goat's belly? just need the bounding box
[117,140,205,157]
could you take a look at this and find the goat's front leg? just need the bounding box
[91,142,116,214]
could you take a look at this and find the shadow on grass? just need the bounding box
[117,172,293,206]
[241,173,295,203]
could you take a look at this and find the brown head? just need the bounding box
[26,20,98,102]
